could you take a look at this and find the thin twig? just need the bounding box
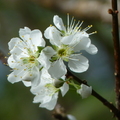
[108,0,120,114]
[0,49,7,64]
[67,71,120,119]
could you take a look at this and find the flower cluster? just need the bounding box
[7,14,97,110]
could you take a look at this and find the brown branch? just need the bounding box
[0,49,7,64]
[29,0,120,24]
[67,71,120,119]
[108,0,120,116]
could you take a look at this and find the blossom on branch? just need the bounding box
[31,69,69,110]
[7,27,46,87]
[7,14,97,111]
[77,84,92,99]
[44,15,98,73]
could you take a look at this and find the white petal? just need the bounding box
[7,55,19,68]
[44,26,62,46]
[30,67,41,87]
[85,44,98,54]
[44,26,52,39]
[38,46,56,69]
[7,72,21,83]
[77,84,92,98]
[68,54,89,73]
[21,67,40,87]
[40,92,58,110]
[61,34,74,45]
[19,27,33,48]
[19,27,31,40]
[33,93,44,103]
[53,15,66,31]
[22,81,31,87]
[9,38,29,55]
[73,37,91,52]
[48,59,67,79]
[30,29,45,48]
[8,37,21,50]
[40,68,53,84]
[60,82,69,96]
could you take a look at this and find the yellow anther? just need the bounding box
[88,25,93,27]
[30,74,32,76]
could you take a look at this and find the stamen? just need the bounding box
[82,25,93,32]
[68,57,80,61]
[71,19,76,30]
[89,31,97,35]
[69,16,74,33]
[74,20,80,31]
[67,13,69,32]
[77,21,84,31]
[71,53,82,56]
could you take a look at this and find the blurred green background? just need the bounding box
[0,0,117,120]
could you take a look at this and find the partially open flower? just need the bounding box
[77,84,92,99]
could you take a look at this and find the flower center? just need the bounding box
[45,83,59,96]
[56,45,73,61]
[58,48,67,57]
[50,45,74,62]
[21,49,39,68]
[29,56,36,63]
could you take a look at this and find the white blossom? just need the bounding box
[44,15,98,73]
[31,69,69,110]
[77,84,92,99]
[7,14,97,111]
[7,27,46,87]
[53,15,98,55]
